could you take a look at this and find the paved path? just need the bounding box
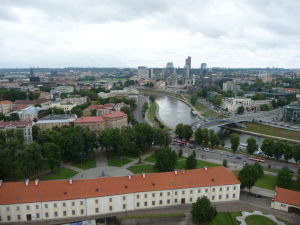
[134,95,147,123]
[61,163,84,173]
[122,151,154,169]
[96,150,107,167]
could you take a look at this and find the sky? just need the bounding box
[0,0,300,68]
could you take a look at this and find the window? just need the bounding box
[45,212,49,218]
[144,194,147,198]
[227,187,229,191]
[109,198,112,202]
[109,206,113,211]
[212,188,215,192]
[95,208,99,213]
[152,201,155,206]
[220,187,222,191]
[205,189,208,193]
[212,195,215,200]
[175,191,178,195]
[233,186,236,190]
[175,199,178,203]
[45,204,48,208]
[6,207,10,212]
[281,204,286,207]
[190,198,193,202]
[26,205,30,210]
[80,201,83,205]
[72,210,75,215]
[219,195,222,200]
[159,200,163,205]
[123,196,126,200]
[95,199,98,204]
[136,194,140,199]
[167,192,170,196]
[36,213,40,218]
[198,189,200,193]
[123,204,126,209]
[63,211,67,216]
[16,206,20,211]
[17,215,21,220]
[226,194,229,199]
[144,202,147,206]
[233,194,236,198]
[81,209,84,215]
[160,192,163,197]
[54,203,57,208]
[182,190,185,194]
[136,203,140,207]
[7,216,11,221]
[190,190,193,194]
[54,212,58,217]
[63,202,66,207]
[72,202,75,206]
[167,199,170,204]
[152,193,155,197]
[36,205,39,209]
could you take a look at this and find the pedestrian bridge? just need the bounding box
[191,118,249,129]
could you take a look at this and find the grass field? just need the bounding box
[193,101,221,118]
[208,212,241,225]
[39,167,77,180]
[244,122,300,140]
[107,156,132,167]
[176,159,220,170]
[71,157,96,170]
[148,100,157,124]
[245,215,277,225]
[128,164,155,174]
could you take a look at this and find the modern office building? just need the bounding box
[0,121,32,144]
[166,62,174,69]
[200,63,207,75]
[137,66,149,79]
[0,167,240,224]
[185,56,191,79]
[283,102,300,123]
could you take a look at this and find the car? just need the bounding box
[220,151,224,155]
[204,148,210,152]
[236,156,242,160]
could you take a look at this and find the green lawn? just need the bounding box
[148,100,157,124]
[107,156,132,167]
[39,167,77,180]
[245,215,277,225]
[193,101,221,118]
[128,164,155,174]
[71,157,96,170]
[176,159,220,170]
[244,122,300,140]
[210,212,241,225]
[144,154,156,163]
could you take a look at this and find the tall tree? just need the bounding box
[202,128,209,147]
[237,105,245,114]
[277,166,292,188]
[194,128,203,146]
[191,196,217,224]
[273,141,284,161]
[175,123,185,140]
[183,124,193,141]
[186,151,197,169]
[230,133,240,153]
[238,164,258,192]
[246,137,258,155]
[252,162,264,179]
[261,138,274,158]
[283,143,293,162]
[43,142,62,171]
[293,144,300,164]
[154,147,177,172]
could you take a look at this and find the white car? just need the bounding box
[204,148,210,152]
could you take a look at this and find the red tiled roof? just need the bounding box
[0,100,12,104]
[0,166,239,205]
[102,111,126,118]
[15,104,29,110]
[15,99,50,105]
[74,116,105,123]
[274,187,300,207]
[84,104,103,111]
[0,121,31,128]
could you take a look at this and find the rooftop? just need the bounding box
[0,121,32,129]
[14,99,50,105]
[0,166,239,205]
[274,187,300,207]
[38,114,77,121]
[75,111,126,123]
[0,100,12,104]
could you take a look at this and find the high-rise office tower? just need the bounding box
[201,63,207,75]
[138,66,149,79]
[166,62,174,69]
[185,56,191,78]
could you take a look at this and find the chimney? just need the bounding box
[34,179,39,186]
[174,170,177,175]
[25,179,29,186]
[69,178,72,185]
[142,173,145,179]
[128,175,132,180]
[0,180,3,187]
[204,167,207,171]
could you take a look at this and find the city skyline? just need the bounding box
[0,0,300,68]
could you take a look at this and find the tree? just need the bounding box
[237,105,245,114]
[43,142,62,171]
[209,129,218,147]
[178,148,183,157]
[252,162,264,179]
[149,95,155,102]
[91,109,97,116]
[230,133,240,153]
[154,147,177,172]
[283,143,293,162]
[222,159,228,167]
[191,94,197,105]
[238,164,258,192]
[186,151,197,169]
[293,144,300,164]
[191,196,217,224]
[183,124,193,141]
[246,138,258,155]
[153,128,171,147]
[273,141,284,161]
[260,104,270,111]
[202,128,209,147]
[261,139,274,158]
[212,95,222,106]
[277,166,292,188]
[195,128,203,146]
[175,123,185,140]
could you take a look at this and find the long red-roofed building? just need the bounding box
[0,166,240,223]
[271,187,300,213]
[74,111,127,132]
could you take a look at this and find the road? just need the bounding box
[133,95,147,123]
[170,143,298,173]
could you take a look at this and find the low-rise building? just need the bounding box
[32,91,51,100]
[221,98,253,113]
[50,102,76,112]
[74,111,127,132]
[0,166,240,224]
[271,187,300,214]
[14,99,51,110]
[36,114,77,130]
[0,121,32,143]
[0,100,13,115]
[18,106,41,121]
[83,103,128,116]
[283,101,300,123]
[98,88,138,99]
[61,97,87,105]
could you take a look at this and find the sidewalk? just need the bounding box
[122,151,154,169]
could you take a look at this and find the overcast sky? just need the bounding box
[0,0,300,68]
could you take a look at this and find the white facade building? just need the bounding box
[0,167,240,224]
[0,121,32,144]
[271,187,300,213]
[222,97,253,113]
[18,106,41,121]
